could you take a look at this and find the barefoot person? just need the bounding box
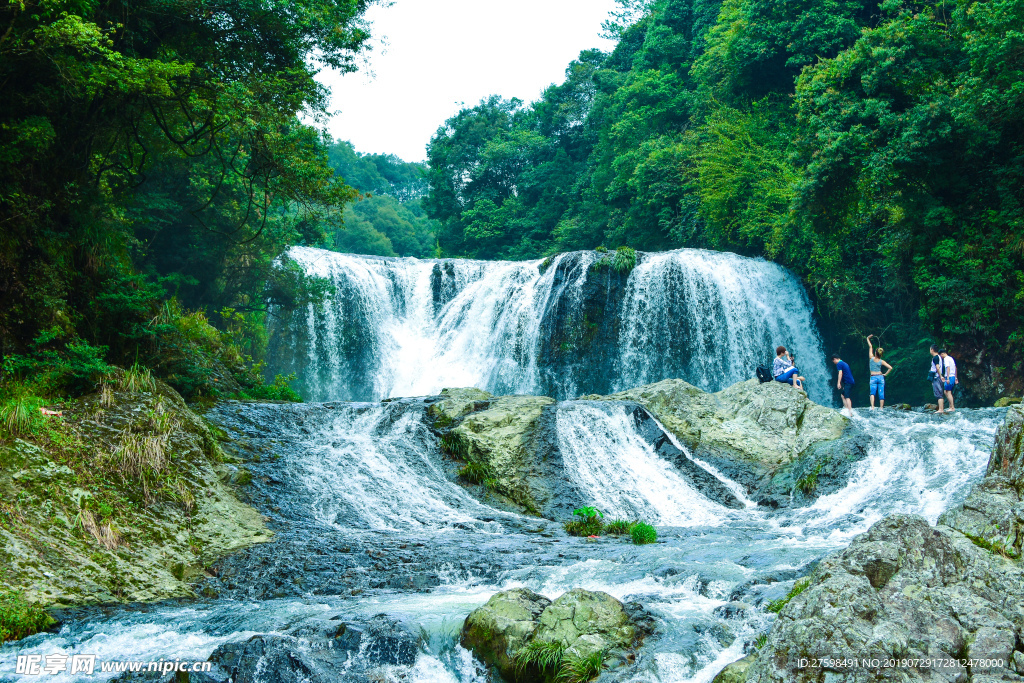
[940,349,957,413]
[831,354,855,416]
[772,346,803,390]
[929,345,946,414]
[866,335,892,409]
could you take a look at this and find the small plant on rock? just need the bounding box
[611,246,636,274]
[630,522,657,545]
[0,591,54,642]
[514,640,565,677]
[564,507,604,536]
[603,519,634,536]
[458,460,492,485]
[766,577,811,613]
[557,650,607,683]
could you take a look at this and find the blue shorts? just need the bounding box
[944,377,956,392]
[870,375,884,400]
[775,368,799,384]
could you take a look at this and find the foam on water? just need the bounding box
[555,403,724,526]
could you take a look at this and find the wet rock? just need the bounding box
[711,653,755,683]
[994,396,1022,408]
[462,588,649,683]
[208,635,328,683]
[600,379,849,500]
[427,387,493,422]
[461,588,552,680]
[363,614,421,666]
[746,513,1024,683]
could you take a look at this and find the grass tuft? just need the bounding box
[514,640,565,677]
[766,577,811,613]
[115,363,157,393]
[564,507,605,536]
[603,519,634,536]
[611,246,636,274]
[557,650,606,683]
[458,460,493,485]
[0,396,46,437]
[630,521,657,545]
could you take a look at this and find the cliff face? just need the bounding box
[0,379,270,609]
[738,404,1024,682]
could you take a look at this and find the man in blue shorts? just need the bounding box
[831,353,855,417]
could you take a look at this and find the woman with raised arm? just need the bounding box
[866,335,892,409]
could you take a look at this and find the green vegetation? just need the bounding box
[795,461,826,496]
[0,0,376,402]
[514,640,566,677]
[564,507,605,536]
[513,642,606,683]
[557,651,607,683]
[425,0,1024,393]
[0,591,54,642]
[766,577,812,613]
[603,519,634,535]
[630,522,658,545]
[457,461,494,485]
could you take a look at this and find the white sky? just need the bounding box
[317,0,620,162]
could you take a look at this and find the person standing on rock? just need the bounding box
[929,345,946,414]
[940,349,957,413]
[866,335,892,409]
[773,346,804,390]
[831,353,855,416]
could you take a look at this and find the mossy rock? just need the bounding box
[994,396,1022,408]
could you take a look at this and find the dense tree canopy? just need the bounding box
[425,0,1024,398]
[0,0,375,396]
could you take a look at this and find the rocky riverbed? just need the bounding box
[0,381,1012,683]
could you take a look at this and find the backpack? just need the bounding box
[756,365,773,383]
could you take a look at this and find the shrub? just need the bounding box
[564,507,604,536]
[611,246,636,274]
[233,373,302,402]
[0,591,54,642]
[630,522,657,545]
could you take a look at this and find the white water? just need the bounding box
[271,247,830,403]
[555,403,725,526]
[1,404,1006,683]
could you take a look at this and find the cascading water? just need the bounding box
[267,247,830,403]
[7,401,1006,683]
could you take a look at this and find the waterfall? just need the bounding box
[268,246,830,403]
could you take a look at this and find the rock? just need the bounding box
[994,396,1022,408]
[461,588,552,681]
[452,395,557,513]
[363,614,421,666]
[601,379,849,498]
[712,654,755,683]
[746,514,1024,683]
[209,635,326,683]
[461,588,649,683]
[427,387,493,423]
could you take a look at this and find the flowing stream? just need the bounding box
[1,402,1005,683]
[0,249,1006,683]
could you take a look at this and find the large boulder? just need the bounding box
[461,588,552,681]
[598,379,849,499]
[462,588,651,683]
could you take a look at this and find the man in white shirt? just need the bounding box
[940,350,957,413]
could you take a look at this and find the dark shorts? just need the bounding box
[932,377,945,399]
[841,383,853,399]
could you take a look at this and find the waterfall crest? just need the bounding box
[268,247,830,403]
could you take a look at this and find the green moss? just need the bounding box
[965,532,1020,559]
[0,591,54,642]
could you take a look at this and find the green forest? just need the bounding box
[1,0,1021,404]
[425,0,1024,399]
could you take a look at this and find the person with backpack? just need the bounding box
[866,335,892,409]
[831,353,855,417]
[940,349,958,413]
[929,345,946,414]
[772,346,804,390]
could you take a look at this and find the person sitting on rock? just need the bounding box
[772,346,804,390]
